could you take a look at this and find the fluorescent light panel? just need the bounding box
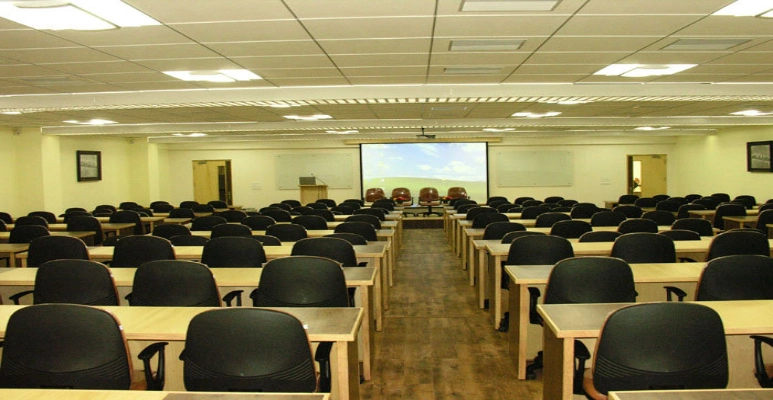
[284,114,332,121]
[730,109,773,116]
[713,0,773,16]
[594,64,697,77]
[461,0,560,12]
[63,119,117,125]
[164,70,262,83]
[511,111,561,118]
[0,0,160,30]
[450,39,525,51]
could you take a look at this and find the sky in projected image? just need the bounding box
[361,142,488,201]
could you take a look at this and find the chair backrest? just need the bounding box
[152,223,191,239]
[520,205,551,219]
[695,255,773,301]
[610,232,676,263]
[447,187,468,199]
[190,216,227,231]
[168,208,196,219]
[269,202,293,212]
[330,204,355,215]
[545,257,636,305]
[291,237,358,267]
[570,204,599,218]
[151,202,174,213]
[128,260,221,306]
[345,214,382,229]
[191,204,216,214]
[652,194,670,202]
[456,203,477,214]
[617,194,639,205]
[292,206,315,215]
[179,201,199,209]
[672,217,714,236]
[534,212,571,227]
[342,199,363,209]
[354,208,386,221]
[265,224,308,242]
[0,303,133,389]
[549,220,593,239]
[655,200,682,212]
[292,215,329,230]
[472,212,509,229]
[252,234,282,246]
[501,230,545,244]
[713,203,746,230]
[108,210,143,235]
[464,206,496,221]
[482,221,526,240]
[419,187,440,203]
[692,197,719,210]
[242,215,277,230]
[201,236,266,268]
[218,210,247,222]
[578,231,621,242]
[27,235,89,268]
[684,194,703,203]
[495,203,515,213]
[169,235,210,246]
[521,199,544,208]
[453,199,477,210]
[676,203,706,219]
[364,187,386,202]
[28,211,57,224]
[281,199,302,208]
[251,256,349,307]
[111,235,175,268]
[335,221,378,241]
[706,229,770,260]
[210,223,253,238]
[9,225,50,244]
[316,198,337,208]
[756,209,773,232]
[14,215,49,228]
[617,218,659,234]
[589,302,727,396]
[506,235,574,265]
[543,196,564,204]
[310,208,336,221]
[207,200,228,209]
[612,205,643,218]
[633,197,657,208]
[29,260,118,305]
[325,232,368,245]
[641,210,676,226]
[260,209,292,222]
[711,192,731,203]
[66,215,104,245]
[180,308,317,392]
[590,210,627,227]
[513,196,534,205]
[659,229,701,241]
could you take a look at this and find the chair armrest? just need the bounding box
[314,342,334,392]
[573,340,591,395]
[528,287,542,325]
[8,290,34,305]
[663,286,687,301]
[138,341,168,391]
[751,335,773,388]
[222,290,243,307]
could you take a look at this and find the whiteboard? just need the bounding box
[275,153,353,190]
[495,151,573,187]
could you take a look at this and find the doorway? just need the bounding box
[192,160,233,205]
[627,155,667,198]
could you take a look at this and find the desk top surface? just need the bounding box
[609,389,773,400]
[506,262,707,285]
[480,236,748,256]
[0,389,330,400]
[86,243,388,260]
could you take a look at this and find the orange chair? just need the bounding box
[419,187,442,216]
[391,187,413,205]
[446,187,468,201]
[364,188,385,202]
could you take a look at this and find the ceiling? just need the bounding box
[2,0,773,142]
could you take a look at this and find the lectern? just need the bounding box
[299,177,327,204]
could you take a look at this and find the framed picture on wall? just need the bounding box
[747,141,773,172]
[77,150,102,181]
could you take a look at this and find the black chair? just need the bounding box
[581,303,727,399]
[456,204,477,214]
[672,217,714,236]
[659,229,701,241]
[544,196,564,204]
[179,201,199,209]
[526,257,637,385]
[550,220,592,239]
[8,259,118,306]
[261,208,292,222]
[281,199,302,208]
[578,231,621,242]
[310,209,336,221]
[14,215,48,228]
[522,200,544,208]
[190,216,227,231]
[495,203,515,213]
[610,232,676,263]
[242,215,277,230]
[534,212,571,228]
[334,221,378,241]
[520,205,551,219]
[325,232,368,245]
[513,196,534,205]
[126,260,233,307]
[270,202,293,212]
[109,210,144,235]
[454,199,477,210]
[201,236,266,268]
[291,237,361,268]
[0,303,166,390]
[28,211,57,224]
[684,194,703,203]
[342,199,363,209]
[111,235,175,268]
[265,223,308,242]
[0,211,13,224]
[641,210,676,226]
[169,235,210,246]
[756,209,773,234]
[0,219,6,232]
[692,197,719,210]
[713,203,746,230]
[191,204,216,214]
[711,192,731,203]
[706,229,770,260]
[345,214,382,229]
[26,235,89,268]
[218,209,247,223]
[168,208,196,219]
[569,204,599,219]
[119,201,140,210]
[501,230,545,244]
[633,197,656,208]
[292,215,329,230]
[252,234,282,246]
[249,256,349,392]
[207,200,228,209]
[179,308,317,393]
[655,199,682,212]
[152,223,191,239]
[151,203,174,213]
[67,215,105,245]
[617,194,639,205]
[482,221,526,240]
[617,218,659,234]
[355,208,387,221]
[652,194,670,202]
[8,225,50,244]
[292,206,316,215]
[471,212,509,229]
[488,199,510,209]
[465,206,497,222]
[371,199,394,211]
[666,254,773,302]
[331,204,355,215]
[612,205,643,218]
[61,210,91,223]
[589,210,627,227]
[676,203,706,219]
[210,223,253,238]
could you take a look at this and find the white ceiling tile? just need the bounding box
[205,41,325,57]
[303,17,434,39]
[127,0,296,23]
[317,38,431,54]
[233,55,336,69]
[171,21,311,42]
[94,44,223,60]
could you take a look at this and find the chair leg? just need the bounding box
[526,351,543,380]
[498,312,509,332]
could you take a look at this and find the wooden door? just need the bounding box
[628,155,667,198]
[192,160,231,204]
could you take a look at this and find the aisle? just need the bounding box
[361,228,542,399]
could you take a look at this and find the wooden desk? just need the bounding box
[0,230,95,244]
[609,389,773,400]
[86,243,389,332]
[539,301,773,400]
[0,389,330,400]
[0,266,377,382]
[505,262,706,380]
[95,216,167,232]
[481,238,773,330]
[723,215,759,230]
[0,305,362,400]
[0,244,29,268]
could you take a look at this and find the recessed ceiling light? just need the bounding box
[713,0,773,17]
[326,130,359,134]
[173,132,208,137]
[63,119,117,125]
[663,38,750,50]
[594,64,697,77]
[163,69,262,83]
[483,128,515,132]
[461,0,560,12]
[444,67,504,74]
[1,111,22,115]
[635,127,671,131]
[450,39,525,51]
[284,114,333,121]
[730,109,773,116]
[0,0,160,31]
[511,111,561,118]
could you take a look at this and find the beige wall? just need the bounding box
[0,128,770,218]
